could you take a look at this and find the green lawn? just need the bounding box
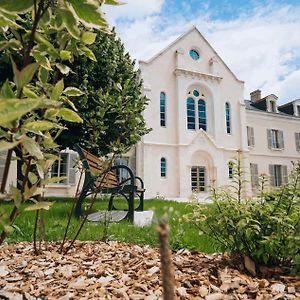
[2,198,218,253]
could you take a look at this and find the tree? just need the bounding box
[0,0,121,247]
[58,28,150,156]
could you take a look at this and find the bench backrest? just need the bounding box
[75,145,118,188]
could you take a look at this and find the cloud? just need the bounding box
[105,2,300,102]
[104,0,164,22]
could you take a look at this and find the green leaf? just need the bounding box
[25,201,54,211]
[58,8,80,39]
[60,50,72,61]
[0,98,40,125]
[23,87,38,99]
[23,138,43,160]
[38,67,49,84]
[58,108,83,123]
[0,140,20,151]
[68,0,107,29]
[13,62,38,91]
[28,172,38,185]
[82,31,97,45]
[42,176,68,185]
[104,0,125,4]
[10,186,21,208]
[63,87,84,97]
[0,80,14,98]
[32,51,52,70]
[51,79,64,101]
[23,120,62,132]
[80,46,97,61]
[0,0,33,13]
[56,63,71,75]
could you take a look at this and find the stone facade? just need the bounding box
[1,26,299,200]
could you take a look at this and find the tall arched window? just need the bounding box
[186,97,195,129]
[160,157,166,178]
[160,92,166,127]
[198,99,206,131]
[225,102,231,134]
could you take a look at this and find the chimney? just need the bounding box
[250,90,261,102]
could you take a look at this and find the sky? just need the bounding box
[104,0,300,103]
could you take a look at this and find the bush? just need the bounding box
[187,158,300,273]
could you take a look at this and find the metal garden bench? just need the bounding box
[73,144,145,222]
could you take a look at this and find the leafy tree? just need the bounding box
[58,28,150,156]
[0,0,121,247]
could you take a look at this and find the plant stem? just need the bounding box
[157,220,175,300]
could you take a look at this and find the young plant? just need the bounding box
[187,155,300,273]
[0,0,122,247]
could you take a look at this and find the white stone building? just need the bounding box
[1,26,300,200]
[133,26,300,199]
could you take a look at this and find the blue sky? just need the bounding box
[104,0,300,103]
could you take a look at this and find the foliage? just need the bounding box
[187,158,300,272]
[3,198,217,253]
[58,28,150,156]
[0,0,122,246]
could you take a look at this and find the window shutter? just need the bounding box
[279,130,284,149]
[269,164,275,186]
[250,163,259,189]
[267,129,272,149]
[68,153,77,185]
[250,127,255,146]
[282,165,288,184]
[295,132,300,150]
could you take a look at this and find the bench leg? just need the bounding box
[135,192,144,212]
[75,188,88,218]
[127,192,134,222]
[108,194,117,211]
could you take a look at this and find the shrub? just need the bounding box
[187,158,300,273]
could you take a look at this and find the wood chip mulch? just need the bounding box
[0,241,299,299]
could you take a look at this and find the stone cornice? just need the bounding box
[174,68,223,82]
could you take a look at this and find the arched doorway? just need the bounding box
[190,150,215,193]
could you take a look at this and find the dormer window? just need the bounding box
[270,100,277,113]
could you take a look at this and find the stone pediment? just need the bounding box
[174,68,222,82]
[190,129,219,148]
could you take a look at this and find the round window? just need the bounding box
[189,49,200,60]
[193,90,200,97]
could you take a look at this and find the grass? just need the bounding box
[1,197,219,253]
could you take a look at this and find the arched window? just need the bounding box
[186,97,195,129]
[198,99,206,131]
[228,161,234,178]
[160,158,166,178]
[160,92,166,127]
[225,102,231,134]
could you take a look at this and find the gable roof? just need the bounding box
[139,26,244,83]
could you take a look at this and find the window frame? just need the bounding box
[198,99,207,131]
[160,157,167,178]
[191,166,206,192]
[228,161,234,179]
[49,152,77,186]
[269,164,288,187]
[186,90,207,131]
[189,49,200,61]
[225,102,231,134]
[267,129,284,150]
[186,97,196,130]
[160,92,166,127]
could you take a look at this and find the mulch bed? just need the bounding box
[0,241,299,299]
